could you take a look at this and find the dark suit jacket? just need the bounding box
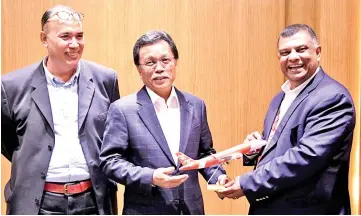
[100,86,226,215]
[240,68,355,214]
[1,60,120,215]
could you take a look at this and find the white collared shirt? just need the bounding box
[43,57,90,182]
[146,86,181,165]
[267,67,320,143]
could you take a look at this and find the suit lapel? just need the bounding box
[137,87,176,166]
[78,62,95,131]
[260,69,326,161]
[260,93,308,160]
[30,63,54,132]
[177,89,193,157]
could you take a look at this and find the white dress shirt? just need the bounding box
[267,67,320,143]
[43,57,90,182]
[146,86,181,165]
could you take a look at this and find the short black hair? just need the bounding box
[41,5,75,30]
[133,30,179,66]
[277,24,318,47]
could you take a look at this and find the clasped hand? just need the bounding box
[216,176,244,200]
[215,131,263,200]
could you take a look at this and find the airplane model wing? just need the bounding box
[176,139,267,171]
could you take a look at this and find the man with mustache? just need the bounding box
[219,24,355,214]
[1,5,119,214]
[100,30,230,214]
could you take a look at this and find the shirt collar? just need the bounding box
[42,56,81,87]
[146,86,179,108]
[281,66,320,95]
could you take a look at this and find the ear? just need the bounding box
[277,51,281,59]
[136,66,143,79]
[316,46,321,62]
[40,31,48,48]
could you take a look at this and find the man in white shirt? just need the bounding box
[218,24,355,215]
[1,5,119,214]
[100,30,229,214]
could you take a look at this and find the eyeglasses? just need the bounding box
[49,11,84,22]
[139,57,175,69]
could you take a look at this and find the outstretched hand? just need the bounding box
[244,131,263,143]
[152,167,188,188]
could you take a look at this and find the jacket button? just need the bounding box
[48,145,52,151]
[35,198,39,205]
[41,172,46,179]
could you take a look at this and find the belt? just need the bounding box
[44,180,92,195]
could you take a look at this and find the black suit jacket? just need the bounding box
[1,60,120,214]
[241,68,355,214]
[100,87,226,214]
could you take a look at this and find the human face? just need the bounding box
[41,12,84,74]
[278,30,321,89]
[137,40,177,99]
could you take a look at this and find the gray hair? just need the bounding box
[277,24,319,47]
[133,30,179,66]
[41,5,75,30]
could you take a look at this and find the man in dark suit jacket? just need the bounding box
[219,24,355,214]
[1,5,119,214]
[100,30,229,215]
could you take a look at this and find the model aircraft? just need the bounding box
[176,139,267,171]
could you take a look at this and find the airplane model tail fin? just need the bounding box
[175,152,194,165]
